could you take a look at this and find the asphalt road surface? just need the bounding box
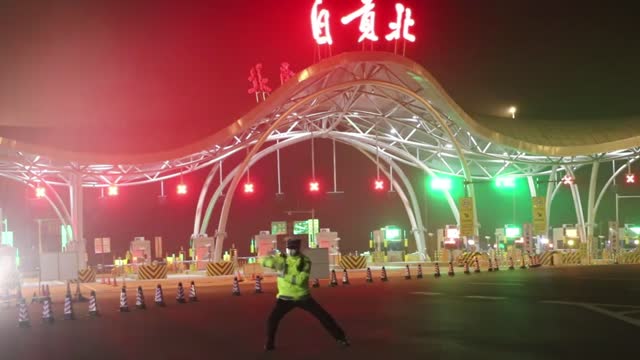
[1,264,639,360]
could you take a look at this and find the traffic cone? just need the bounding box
[31,291,37,304]
[155,284,166,306]
[365,267,374,283]
[474,257,481,273]
[550,253,555,266]
[329,270,338,287]
[488,258,494,272]
[342,270,350,285]
[404,265,412,280]
[189,281,198,302]
[112,276,118,287]
[18,298,30,328]
[416,264,424,279]
[380,266,389,282]
[464,261,471,275]
[119,286,130,312]
[100,277,106,285]
[255,276,263,294]
[493,257,500,271]
[63,294,75,320]
[107,277,111,286]
[75,281,87,302]
[434,263,441,278]
[232,277,241,296]
[41,297,54,324]
[176,282,186,303]
[509,257,515,270]
[45,285,50,297]
[88,290,100,317]
[520,254,527,269]
[447,262,455,276]
[312,278,320,288]
[66,281,72,298]
[136,286,146,310]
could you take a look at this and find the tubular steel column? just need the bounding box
[586,161,599,263]
[69,173,87,269]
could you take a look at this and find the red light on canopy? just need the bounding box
[309,180,320,192]
[374,179,385,191]
[561,175,574,185]
[177,183,187,195]
[626,173,635,184]
[35,186,46,198]
[108,185,118,196]
[244,182,255,194]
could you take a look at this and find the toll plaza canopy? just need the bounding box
[1,51,639,262]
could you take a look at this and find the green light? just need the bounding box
[385,226,402,241]
[496,176,516,188]
[629,226,640,235]
[430,177,452,191]
[504,225,521,238]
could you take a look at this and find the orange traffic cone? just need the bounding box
[447,262,455,276]
[232,277,241,296]
[404,265,412,280]
[508,257,515,270]
[342,270,350,285]
[380,266,389,282]
[329,270,338,287]
[312,278,320,288]
[474,257,481,273]
[366,267,374,282]
[464,261,471,275]
[18,298,30,327]
[488,258,494,272]
[434,263,441,278]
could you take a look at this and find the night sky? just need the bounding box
[0,1,638,265]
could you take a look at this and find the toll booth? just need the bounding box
[192,236,214,270]
[370,226,408,262]
[254,232,277,257]
[130,238,151,265]
[316,229,339,265]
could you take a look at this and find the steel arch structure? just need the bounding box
[2,51,640,264]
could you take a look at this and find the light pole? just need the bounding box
[508,106,517,119]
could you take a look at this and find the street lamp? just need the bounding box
[508,106,517,119]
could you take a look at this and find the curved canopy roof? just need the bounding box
[1,52,639,187]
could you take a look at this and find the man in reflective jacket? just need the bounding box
[261,238,349,351]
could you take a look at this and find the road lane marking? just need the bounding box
[464,296,506,300]
[542,301,640,328]
[469,282,523,286]
[620,310,640,316]
[410,292,442,296]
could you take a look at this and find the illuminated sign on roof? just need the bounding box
[311,0,416,46]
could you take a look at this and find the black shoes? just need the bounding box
[264,343,275,351]
[337,338,351,347]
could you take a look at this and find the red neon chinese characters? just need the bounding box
[385,3,416,42]
[341,0,379,42]
[311,0,333,45]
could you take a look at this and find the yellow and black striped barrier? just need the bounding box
[339,256,367,269]
[539,251,557,265]
[561,251,582,265]
[138,264,168,280]
[77,268,96,283]
[456,252,480,267]
[206,261,234,276]
[618,250,640,264]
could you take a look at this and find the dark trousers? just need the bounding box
[266,297,346,345]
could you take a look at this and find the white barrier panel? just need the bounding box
[306,248,329,280]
